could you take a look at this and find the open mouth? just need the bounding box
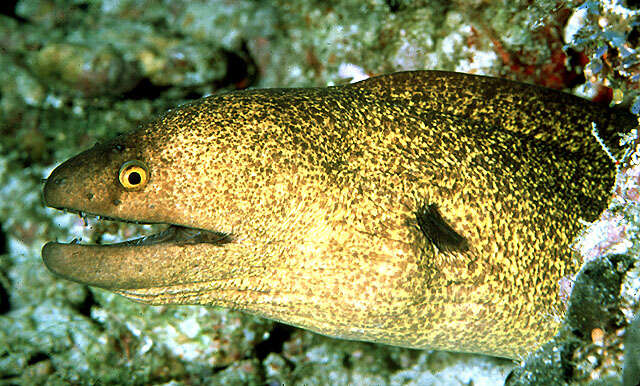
[51,208,233,247]
[40,157,237,290]
[42,208,236,290]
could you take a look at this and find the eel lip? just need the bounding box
[42,241,90,285]
[42,218,233,289]
[41,236,226,290]
[42,241,166,289]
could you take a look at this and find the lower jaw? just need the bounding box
[41,237,232,290]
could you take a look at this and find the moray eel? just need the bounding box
[41,71,634,359]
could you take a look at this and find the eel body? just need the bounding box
[41,71,634,359]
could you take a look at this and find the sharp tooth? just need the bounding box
[78,212,88,226]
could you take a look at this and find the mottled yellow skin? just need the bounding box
[42,71,634,359]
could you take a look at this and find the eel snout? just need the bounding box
[42,153,234,290]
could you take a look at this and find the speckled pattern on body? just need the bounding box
[41,71,634,359]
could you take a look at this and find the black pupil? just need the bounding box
[128,171,141,185]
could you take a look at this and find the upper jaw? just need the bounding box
[43,173,233,248]
[45,206,233,248]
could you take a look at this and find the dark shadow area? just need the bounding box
[625,0,640,9]
[254,323,295,360]
[121,78,172,100]
[0,280,9,315]
[73,289,97,320]
[214,42,258,90]
[0,225,6,255]
[0,0,29,22]
[27,352,50,366]
[0,226,8,315]
[386,0,402,12]
[629,25,640,48]
[564,47,587,88]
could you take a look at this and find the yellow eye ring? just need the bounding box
[118,160,149,191]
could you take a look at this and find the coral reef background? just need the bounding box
[0,0,639,384]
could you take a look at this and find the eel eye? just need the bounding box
[118,160,149,191]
